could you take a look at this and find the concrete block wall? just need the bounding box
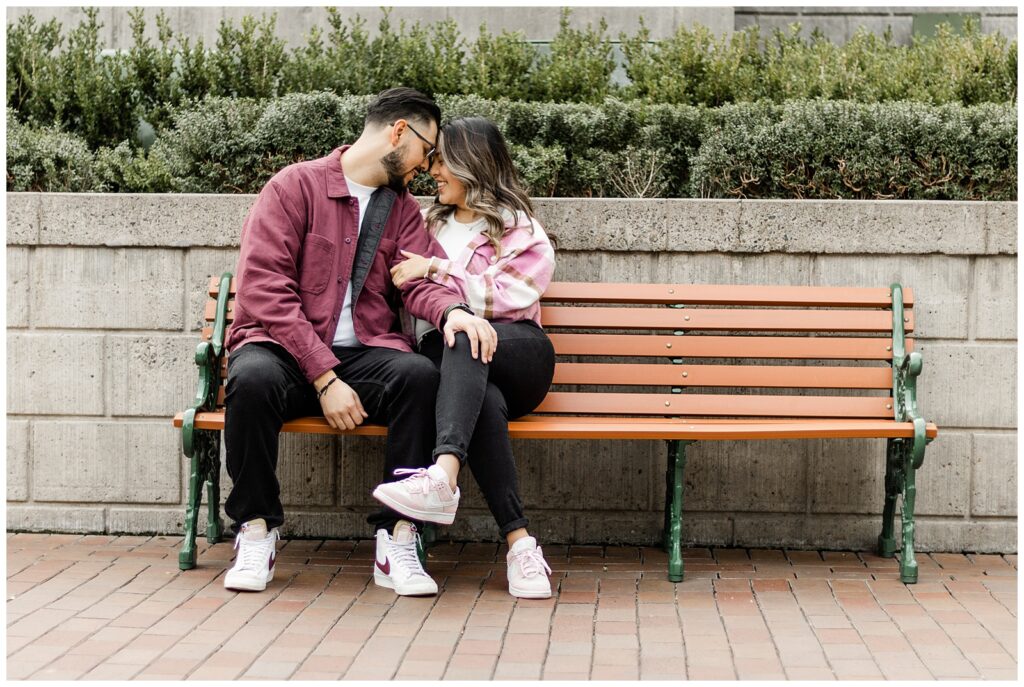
[734,6,1017,43]
[6,193,1017,553]
[8,6,1016,50]
[5,6,732,49]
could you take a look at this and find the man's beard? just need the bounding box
[380,149,408,192]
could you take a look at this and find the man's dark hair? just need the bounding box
[364,87,441,130]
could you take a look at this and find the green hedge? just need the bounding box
[8,94,1016,200]
[7,8,1017,149]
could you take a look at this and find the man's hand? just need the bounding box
[314,372,367,430]
[390,250,432,288]
[443,308,498,363]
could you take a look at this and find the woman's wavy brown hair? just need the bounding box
[425,117,535,258]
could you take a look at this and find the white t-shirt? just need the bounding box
[332,176,377,347]
[413,214,487,342]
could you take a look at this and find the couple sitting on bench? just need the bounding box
[223,87,557,599]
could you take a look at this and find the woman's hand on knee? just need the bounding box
[443,309,498,364]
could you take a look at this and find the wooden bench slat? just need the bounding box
[541,306,909,333]
[175,411,936,441]
[206,300,236,322]
[205,329,913,363]
[211,362,893,393]
[202,328,913,361]
[546,333,911,359]
[553,363,892,389]
[542,283,914,307]
[210,277,914,308]
[533,392,894,418]
[205,300,912,333]
[211,359,893,393]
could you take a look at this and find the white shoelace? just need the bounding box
[233,529,277,571]
[514,547,552,578]
[389,534,428,578]
[392,468,444,495]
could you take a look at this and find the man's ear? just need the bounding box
[387,120,404,148]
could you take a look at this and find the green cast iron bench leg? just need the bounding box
[179,426,223,570]
[877,438,903,560]
[179,420,203,570]
[205,432,224,546]
[663,439,690,582]
[899,447,920,585]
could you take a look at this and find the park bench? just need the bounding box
[174,273,937,584]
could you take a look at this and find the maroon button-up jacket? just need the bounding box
[225,146,461,382]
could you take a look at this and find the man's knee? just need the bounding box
[392,354,440,395]
[225,346,290,409]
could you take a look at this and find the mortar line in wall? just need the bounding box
[6,327,206,337]
[101,331,110,419]
[26,244,35,330]
[966,255,977,343]
[181,249,190,335]
[966,433,976,522]
[25,416,34,507]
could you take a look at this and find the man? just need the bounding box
[221,88,496,596]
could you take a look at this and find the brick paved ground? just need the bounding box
[6,533,1017,680]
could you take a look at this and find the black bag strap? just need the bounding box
[350,186,397,306]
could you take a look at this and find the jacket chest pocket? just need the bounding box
[298,233,336,295]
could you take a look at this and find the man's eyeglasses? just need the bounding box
[395,120,437,169]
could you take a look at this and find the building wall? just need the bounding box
[7,5,1016,49]
[735,5,1017,44]
[4,6,731,47]
[6,194,1017,552]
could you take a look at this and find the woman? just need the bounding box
[371,117,557,599]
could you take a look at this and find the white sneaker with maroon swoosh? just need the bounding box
[373,520,438,596]
[224,519,280,592]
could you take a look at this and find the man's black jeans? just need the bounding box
[223,341,438,536]
[419,320,556,538]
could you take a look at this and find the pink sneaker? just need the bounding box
[372,465,460,525]
[507,536,552,599]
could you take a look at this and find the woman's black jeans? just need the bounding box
[418,320,556,538]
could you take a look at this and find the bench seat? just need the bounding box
[175,412,937,441]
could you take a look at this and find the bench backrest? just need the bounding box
[202,277,913,421]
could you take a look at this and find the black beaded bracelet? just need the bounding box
[317,376,340,399]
